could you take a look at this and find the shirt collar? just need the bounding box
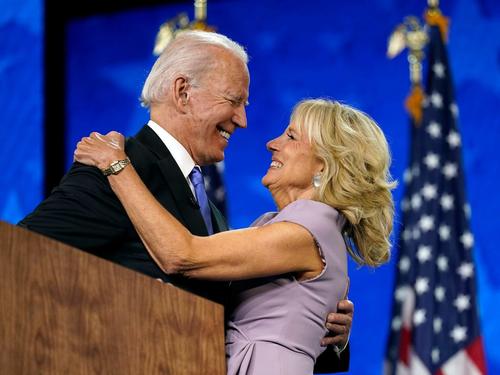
[147,120,196,179]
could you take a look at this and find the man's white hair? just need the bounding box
[140,30,248,108]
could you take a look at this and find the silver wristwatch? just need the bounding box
[101,157,131,176]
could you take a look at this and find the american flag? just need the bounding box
[202,162,227,217]
[384,24,487,375]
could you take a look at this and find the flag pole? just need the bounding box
[194,0,207,23]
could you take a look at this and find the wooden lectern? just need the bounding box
[0,221,226,374]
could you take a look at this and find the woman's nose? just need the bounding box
[266,137,279,151]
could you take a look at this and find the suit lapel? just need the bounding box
[134,125,209,236]
[156,157,209,236]
[210,201,228,233]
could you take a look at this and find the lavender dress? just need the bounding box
[225,199,348,375]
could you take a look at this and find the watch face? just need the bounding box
[111,163,121,173]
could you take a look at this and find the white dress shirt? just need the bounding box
[147,120,197,197]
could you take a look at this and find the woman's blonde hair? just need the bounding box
[291,99,397,267]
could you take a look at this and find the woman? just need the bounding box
[74,98,396,375]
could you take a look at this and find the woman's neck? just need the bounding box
[270,186,316,211]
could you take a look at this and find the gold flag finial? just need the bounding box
[387,16,428,125]
[153,13,190,56]
[153,0,216,56]
[388,1,451,125]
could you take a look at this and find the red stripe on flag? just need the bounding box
[466,337,487,374]
[399,326,412,365]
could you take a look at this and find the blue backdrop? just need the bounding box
[0,0,43,223]
[2,0,499,373]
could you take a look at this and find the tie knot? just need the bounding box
[189,167,205,188]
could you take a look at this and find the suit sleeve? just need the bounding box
[313,344,350,373]
[18,162,129,252]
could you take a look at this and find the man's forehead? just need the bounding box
[222,73,249,97]
[208,59,248,81]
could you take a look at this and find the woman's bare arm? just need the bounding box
[74,132,323,281]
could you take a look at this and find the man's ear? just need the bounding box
[172,75,190,112]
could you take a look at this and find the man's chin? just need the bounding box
[261,176,270,188]
[214,151,225,163]
[200,152,224,166]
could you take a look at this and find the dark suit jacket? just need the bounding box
[19,125,228,302]
[19,124,348,372]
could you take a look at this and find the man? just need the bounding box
[19,31,352,372]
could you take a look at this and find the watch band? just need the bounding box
[101,157,131,176]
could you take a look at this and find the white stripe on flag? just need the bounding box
[395,350,431,375]
[400,286,415,327]
[441,349,483,375]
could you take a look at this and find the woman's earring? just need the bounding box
[312,173,322,188]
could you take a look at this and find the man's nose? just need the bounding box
[233,104,247,129]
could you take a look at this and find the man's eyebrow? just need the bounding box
[225,94,249,106]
